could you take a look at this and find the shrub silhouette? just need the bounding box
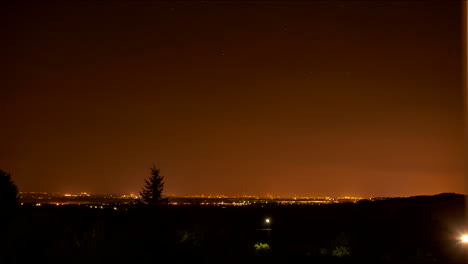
[332,246,351,257]
[254,242,271,252]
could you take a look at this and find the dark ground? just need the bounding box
[1,193,467,264]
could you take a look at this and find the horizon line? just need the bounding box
[18,191,465,199]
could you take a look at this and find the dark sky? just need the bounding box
[2,0,466,197]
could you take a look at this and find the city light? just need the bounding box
[17,192,386,206]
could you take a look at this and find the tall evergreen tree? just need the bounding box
[0,169,19,208]
[140,165,168,205]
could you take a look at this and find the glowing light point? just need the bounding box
[461,235,468,243]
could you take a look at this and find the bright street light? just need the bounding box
[461,234,468,243]
[265,218,270,229]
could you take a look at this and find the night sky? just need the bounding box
[2,0,466,197]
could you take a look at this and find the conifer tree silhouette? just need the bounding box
[140,165,168,205]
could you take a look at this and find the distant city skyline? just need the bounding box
[18,190,401,208]
[17,190,462,200]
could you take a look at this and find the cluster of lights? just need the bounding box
[87,205,120,210]
[89,205,104,209]
[120,194,140,199]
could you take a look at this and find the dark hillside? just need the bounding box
[0,193,466,264]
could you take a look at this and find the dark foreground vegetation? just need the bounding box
[1,193,467,264]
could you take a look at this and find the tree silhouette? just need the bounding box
[140,165,168,205]
[0,169,19,208]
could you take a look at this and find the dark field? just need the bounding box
[1,193,467,264]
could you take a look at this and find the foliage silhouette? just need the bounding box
[0,169,19,209]
[140,165,168,205]
[332,246,351,257]
[254,242,270,252]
